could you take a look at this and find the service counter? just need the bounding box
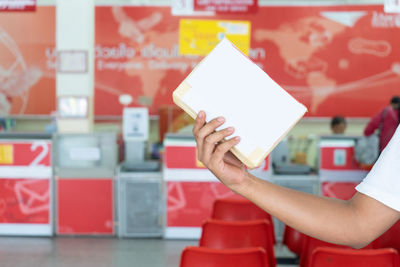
[163,133,271,239]
[319,135,368,200]
[54,133,116,236]
[163,133,371,241]
[0,133,53,236]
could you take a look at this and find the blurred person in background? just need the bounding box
[364,96,400,152]
[331,115,347,134]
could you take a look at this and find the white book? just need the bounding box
[173,38,307,169]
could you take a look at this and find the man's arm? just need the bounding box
[236,175,398,248]
[193,111,400,249]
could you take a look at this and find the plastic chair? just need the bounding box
[212,197,273,222]
[179,246,268,267]
[200,219,275,267]
[299,235,379,267]
[309,247,400,267]
[282,225,306,256]
[378,220,400,253]
[212,197,275,243]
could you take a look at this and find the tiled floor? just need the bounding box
[0,237,297,267]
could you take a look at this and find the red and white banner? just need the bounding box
[0,139,52,235]
[0,141,52,178]
[194,0,258,13]
[163,137,270,176]
[95,5,400,117]
[0,141,51,167]
[1,5,400,117]
[0,0,36,11]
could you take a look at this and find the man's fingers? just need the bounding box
[194,116,225,149]
[193,111,206,158]
[193,111,206,136]
[202,127,234,162]
[212,136,241,164]
[224,152,243,168]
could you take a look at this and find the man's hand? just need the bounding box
[193,111,248,191]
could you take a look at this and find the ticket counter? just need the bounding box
[319,136,368,200]
[0,133,53,236]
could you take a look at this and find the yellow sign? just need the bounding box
[179,19,251,56]
[0,144,13,164]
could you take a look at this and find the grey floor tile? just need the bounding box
[0,237,298,267]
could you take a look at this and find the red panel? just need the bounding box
[0,141,51,167]
[320,146,359,170]
[167,181,235,227]
[165,146,198,169]
[57,179,114,235]
[0,178,50,224]
[165,145,269,170]
[321,182,358,200]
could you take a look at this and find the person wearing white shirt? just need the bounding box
[193,111,400,249]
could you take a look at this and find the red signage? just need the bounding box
[0,141,51,167]
[0,0,36,11]
[0,178,50,224]
[1,5,400,117]
[194,0,258,13]
[95,5,400,117]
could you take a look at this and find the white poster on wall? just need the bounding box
[384,0,400,13]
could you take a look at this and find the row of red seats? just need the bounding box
[179,197,400,267]
[180,246,400,267]
[180,197,274,267]
[285,220,400,266]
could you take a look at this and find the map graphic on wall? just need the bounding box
[95,5,400,117]
[0,5,399,117]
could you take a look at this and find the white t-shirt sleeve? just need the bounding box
[356,125,400,212]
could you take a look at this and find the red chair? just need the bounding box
[212,197,275,243]
[299,235,379,267]
[179,246,268,267]
[378,220,400,253]
[282,225,305,256]
[212,197,273,222]
[200,219,275,267]
[309,247,400,267]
